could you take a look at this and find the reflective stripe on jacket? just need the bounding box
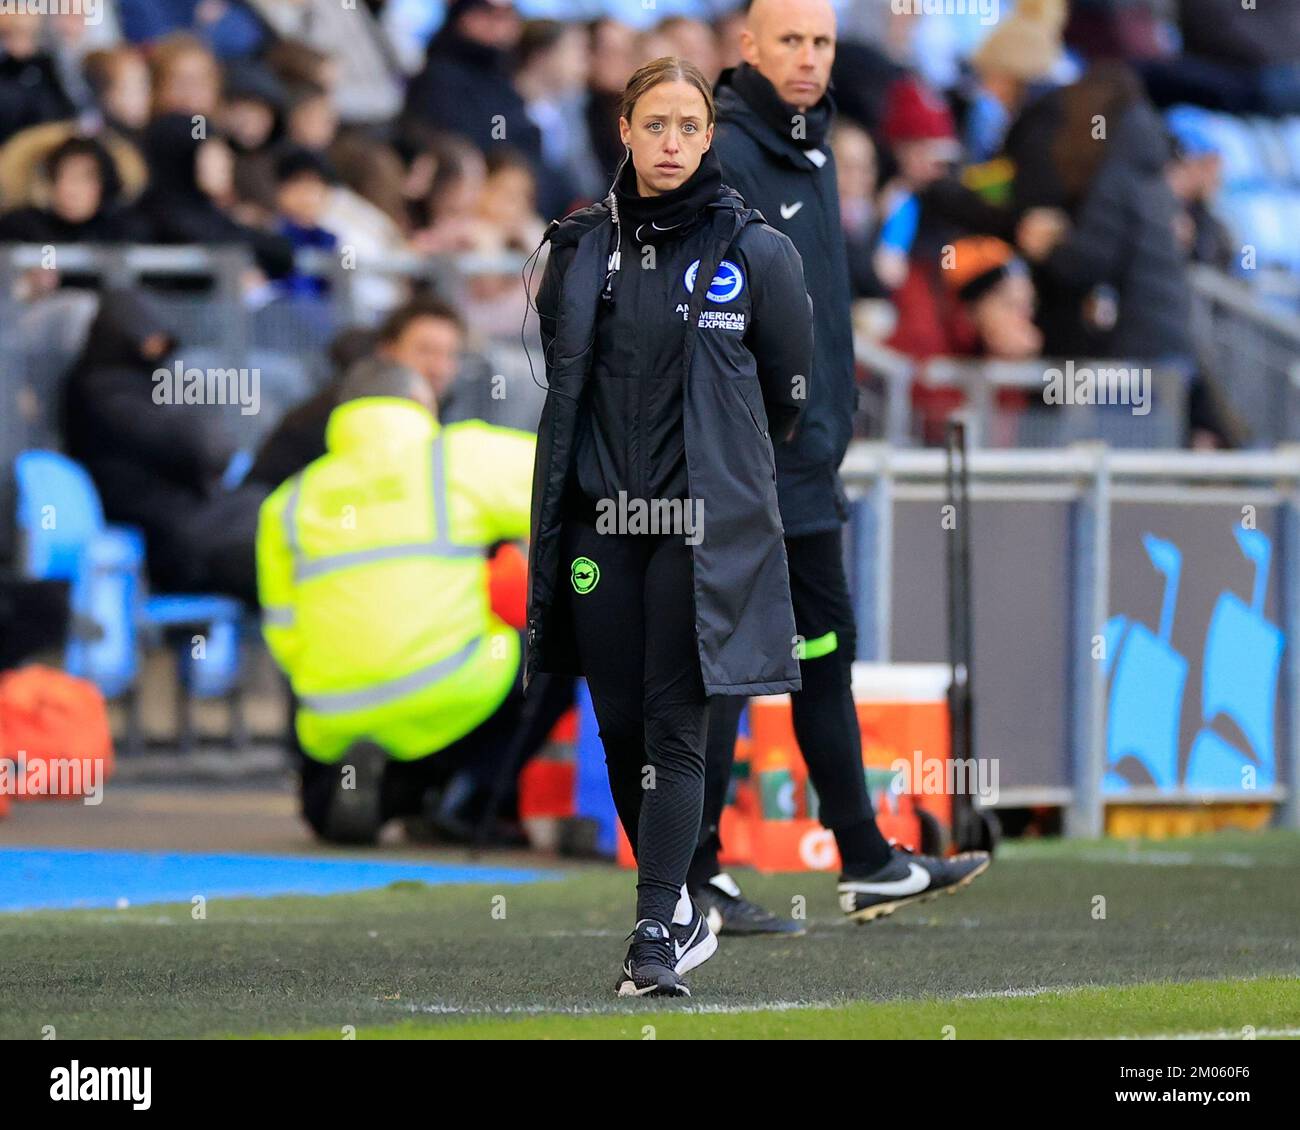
[257,396,536,762]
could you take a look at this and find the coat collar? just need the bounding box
[546,183,753,250]
[714,70,835,171]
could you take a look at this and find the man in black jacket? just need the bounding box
[693,0,990,933]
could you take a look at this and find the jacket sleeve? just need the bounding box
[255,477,301,677]
[920,178,1018,242]
[455,423,539,543]
[1041,160,1131,288]
[534,240,575,367]
[745,229,813,443]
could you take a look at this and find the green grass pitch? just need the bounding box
[2,831,1297,1039]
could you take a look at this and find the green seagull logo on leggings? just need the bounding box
[570,556,600,594]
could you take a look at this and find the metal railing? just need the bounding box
[0,243,537,562]
[854,266,1300,450]
[0,242,529,343]
[842,441,1300,835]
[855,340,1191,449]
[1189,263,1300,447]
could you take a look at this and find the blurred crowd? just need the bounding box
[1,0,1297,838]
[2,0,1297,466]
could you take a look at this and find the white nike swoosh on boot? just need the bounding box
[840,862,931,897]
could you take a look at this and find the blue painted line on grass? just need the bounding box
[0,847,561,912]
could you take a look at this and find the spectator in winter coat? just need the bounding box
[0,135,150,245]
[271,147,338,299]
[61,290,234,592]
[136,113,294,278]
[403,0,529,159]
[1026,66,1194,363]
[403,0,576,223]
[0,11,75,146]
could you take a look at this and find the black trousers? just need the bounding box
[690,527,888,886]
[562,516,709,926]
[300,633,575,839]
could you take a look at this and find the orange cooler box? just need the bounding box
[745,663,952,872]
[615,663,953,872]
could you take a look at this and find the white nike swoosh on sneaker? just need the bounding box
[840,862,931,897]
[673,916,703,961]
[780,201,803,219]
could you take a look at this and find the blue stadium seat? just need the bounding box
[1168,107,1300,278]
[14,450,248,751]
[1278,117,1300,182]
[1221,187,1300,273]
[1168,106,1269,188]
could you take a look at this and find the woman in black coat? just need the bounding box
[526,57,812,997]
[1030,63,1195,362]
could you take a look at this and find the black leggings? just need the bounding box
[690,527,891,886]
[562,517,710,926]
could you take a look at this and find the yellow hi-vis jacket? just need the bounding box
[256,396,536,763]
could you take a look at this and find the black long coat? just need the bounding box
[712,71,857,537]
[525,189,813,696]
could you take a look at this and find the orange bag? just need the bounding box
[0,666,114,803]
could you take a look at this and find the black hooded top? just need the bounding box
[62,289,233,590]
[135,114,293,278]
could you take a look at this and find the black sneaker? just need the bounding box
[616,920,690,997]
[669,899,719,975]
[323,741,387,844]
[838,846,991,922]
[693,873,807,937]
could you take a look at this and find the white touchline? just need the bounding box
[405,1000,843,1016]
[1112,1028,1300,1041]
